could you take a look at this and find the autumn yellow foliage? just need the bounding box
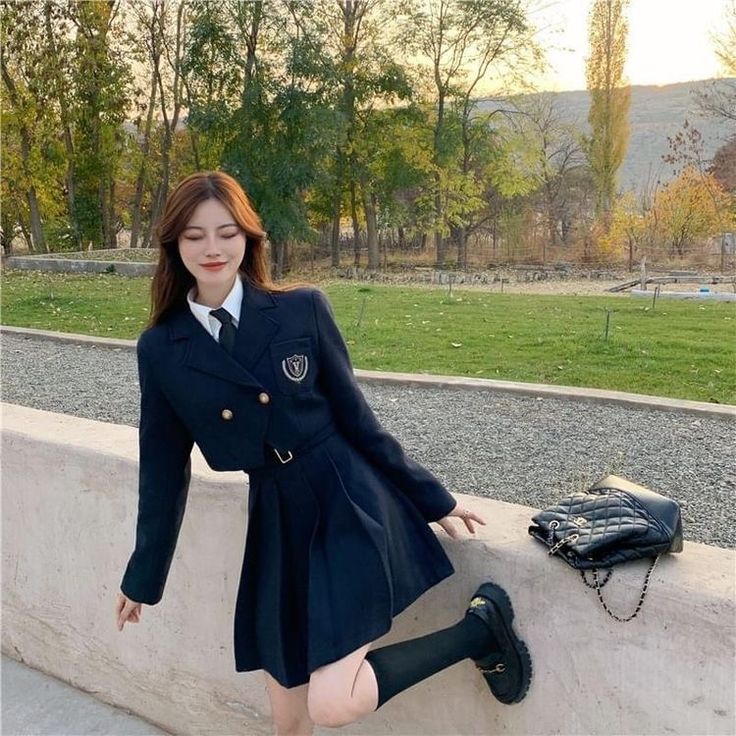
[600,168,733,264]
[652,167,733,257]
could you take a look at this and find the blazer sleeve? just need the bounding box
[120,335,194,605]
[311,288,457,523]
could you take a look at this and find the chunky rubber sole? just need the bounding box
[467,581,533,704]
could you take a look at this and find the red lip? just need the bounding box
[201,262,227,270]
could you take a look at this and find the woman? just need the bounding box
[114,171,531,734]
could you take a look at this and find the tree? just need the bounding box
[43,0,82,249]
[664,119,734,270]
[218,0,342,278]
[304,0,415,270]
[180,0,242,171]
[124,0,167,249]
[584,0,630,226]
[408,0,540,267]
[68,0,132,249]
[651,167,732,258]
[1,0,58,253]
[599,191,647,269]
[697,0,736,123]
[510,93,587,261]
[710,135,736,194]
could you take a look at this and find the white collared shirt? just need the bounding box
[186,274,243,342]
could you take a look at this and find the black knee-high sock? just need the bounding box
[363,613,498,709]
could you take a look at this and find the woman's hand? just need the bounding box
[115,591,142,631]
[435,504,486,539]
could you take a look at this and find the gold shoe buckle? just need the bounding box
[274,447,294,464]
[477,662,506,675]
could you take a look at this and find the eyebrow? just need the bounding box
[183,222,239,231]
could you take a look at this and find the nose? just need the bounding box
[203,236,222,256]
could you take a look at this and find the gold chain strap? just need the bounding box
[580,555,660,622]
[547,519,660,623]
[546,520,580,557]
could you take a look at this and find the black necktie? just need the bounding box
[210,308,237,355]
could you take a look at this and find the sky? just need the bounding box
[524,0,729,92]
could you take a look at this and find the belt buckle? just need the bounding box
[273,447,293,464]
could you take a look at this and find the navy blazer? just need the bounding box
[120,278,457,605]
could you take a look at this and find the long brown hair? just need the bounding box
[148,170,311,327]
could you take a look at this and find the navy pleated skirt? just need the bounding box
[233,428,456,688]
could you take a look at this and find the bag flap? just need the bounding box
[589,474,682,546]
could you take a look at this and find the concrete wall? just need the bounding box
[630,289,736,302]
[2,401,734,736]
[5,256,154,276]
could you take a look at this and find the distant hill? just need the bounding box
[477,79,735,194]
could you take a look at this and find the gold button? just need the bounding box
[258,392,270,405]
[221,408,233,420]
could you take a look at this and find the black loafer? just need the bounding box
[465,581,532,704]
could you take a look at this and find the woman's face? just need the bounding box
[178,198,246,289]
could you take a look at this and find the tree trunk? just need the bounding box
[455,226,468,269]
[107,179,118,248]
[27,187,45,254]
[152,0,184,237]
[99,179,110,249]
[18,220,32,251]
[628,235,633,272]
[433,172,445,267]
[272,239,286,279]
[547,209,557,262]
[141,202,155,249]
[330,176,341,267]
[44,1,80,249]
[22,130,44,253]
[130,67,158,249]
[1,58,45,253]
[350,181,360,266]
[363,189,379,270]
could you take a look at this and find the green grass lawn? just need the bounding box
[2,270,734,404]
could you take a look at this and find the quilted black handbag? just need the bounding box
[528,475,683,622]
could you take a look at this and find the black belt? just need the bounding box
[263,423,337,466]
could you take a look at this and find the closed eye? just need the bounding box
[184,233,238,241]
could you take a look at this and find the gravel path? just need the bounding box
[2,332,734,549]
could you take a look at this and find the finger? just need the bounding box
[119,606,133,630]
[465,514,484,529]
[445,522,460,539]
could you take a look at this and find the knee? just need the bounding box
[307,691,359,728]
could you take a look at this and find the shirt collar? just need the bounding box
[186,273,243,336]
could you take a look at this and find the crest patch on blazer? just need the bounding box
[281,353,309,382]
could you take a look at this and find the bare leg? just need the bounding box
[307,642,379,728]
[263,671,314,736]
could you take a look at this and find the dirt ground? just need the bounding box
[470,279,736,296]
[316,277,736,297]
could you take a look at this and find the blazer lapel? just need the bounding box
[232,277,280,370]
[168,276,281,390]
